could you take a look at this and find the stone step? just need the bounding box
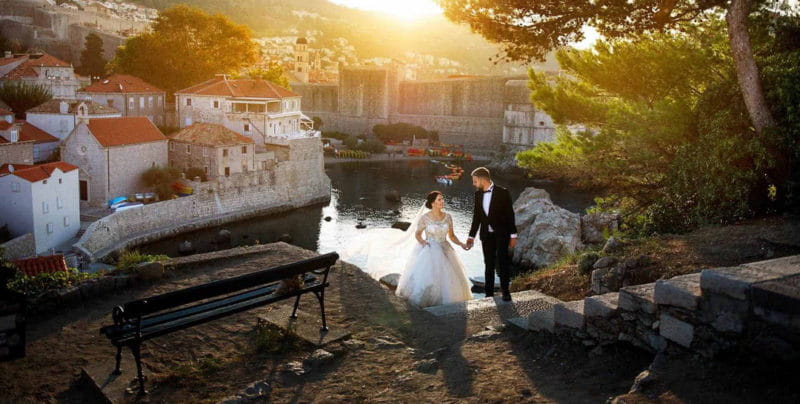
[654,273,702,310]
[505,316,529,331]
[527,306,556,333]
[584,292,619,318]
[424,290,561,328]
[701,255,800,300]
[553,300,585,330]
[619,283,656,314]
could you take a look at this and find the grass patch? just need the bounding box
[251,323,305,354]
[116,249,169,272]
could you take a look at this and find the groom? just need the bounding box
[465,167,518,302]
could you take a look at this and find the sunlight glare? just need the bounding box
[330,0,443,20]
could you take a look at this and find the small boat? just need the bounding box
[114,202,144,212]
[108,196,127,208]
[435,177,452,185]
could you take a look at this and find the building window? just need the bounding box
[157,96,162,106]
[63,216,70,227]
[223,149,228,157]
[186,144,190,153]
[244,123,250,132]
[185,117,192,126]
[58,178,62,184]
[42,201,49,214]
[107,99,114,108]
[204,166,208,174]
[43,180,48,185]
[170,142,175,151]
[224,167,230,177]
[46,223,54,234]
[186,98,192,106]
[213,100,219,109]
[129,97,135,110]
[11,181,19,192]
[202,147,208,157]
[241,146,247,154]
[57,196,63,209]
[148,96,154,108]
[140,97,145,109]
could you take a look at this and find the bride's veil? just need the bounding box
[339,204,428,281]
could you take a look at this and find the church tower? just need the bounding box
[294,37,310,83]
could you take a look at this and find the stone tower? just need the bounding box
[294,37,310,83]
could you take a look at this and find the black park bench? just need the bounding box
[99,252,338,394]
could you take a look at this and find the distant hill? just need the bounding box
[130,0,558,75]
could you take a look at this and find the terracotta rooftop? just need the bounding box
[0,161,78,183]
[87,116,167,147]
[11,254,69,277]
[79,74,164,94]
[2,53,72,80]
[27,99,120,115]
[0,120,59,144]
[176,76,299,98]
[170,123,254,147]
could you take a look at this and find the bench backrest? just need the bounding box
[122,252,338,318]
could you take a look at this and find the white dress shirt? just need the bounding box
[470,182,517,240]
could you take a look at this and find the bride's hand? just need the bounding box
[419,240,430,247]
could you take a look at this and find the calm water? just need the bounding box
[140,160,595,281]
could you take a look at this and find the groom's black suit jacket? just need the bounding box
[469,185,518,240]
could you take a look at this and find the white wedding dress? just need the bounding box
[341,207,473,308]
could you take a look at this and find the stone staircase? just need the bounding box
[507,255,800,357]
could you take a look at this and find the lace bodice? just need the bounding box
[420,212,452,243]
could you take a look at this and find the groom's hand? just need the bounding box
[465,238,474,250]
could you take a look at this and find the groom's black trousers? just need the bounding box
[481,232,511,296]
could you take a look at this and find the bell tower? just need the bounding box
[294,37,310,83]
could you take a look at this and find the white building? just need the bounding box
[175,75,317,144]
[0,52,86,99]
[26,99,121,141]
[0,161,80,254]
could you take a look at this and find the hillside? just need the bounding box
[130,0,558,75]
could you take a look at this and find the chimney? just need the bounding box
[10,124,20,143]
[4,51,11,59]
[59,100,69,114]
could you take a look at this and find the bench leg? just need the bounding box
[290,294,301,319]
[112,345,123,375]
[313,290,328,332]
[130,343,147,395]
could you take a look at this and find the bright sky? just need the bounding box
[329,0,442,20]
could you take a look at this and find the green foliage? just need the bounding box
[7,268,98,296]
[312,116,323,131]
[322,131,349,141]
[251,323,303,354]
[357,139,386,154]
[342,135,359,150]
[0,81,52,118]
[78,33,107,79]
[577,252,600,276]
[116,249,168,272]
[373,122,437,143]
[238,64,291,89]
[185,167,207,182]
[141,165,180,200]
[110,5,258,95]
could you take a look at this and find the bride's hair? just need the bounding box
[425,191,442,209]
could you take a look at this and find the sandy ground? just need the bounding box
[1,241,797,403]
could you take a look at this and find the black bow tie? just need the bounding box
[482,189,492,194]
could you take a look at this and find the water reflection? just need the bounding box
[140,160,595,280]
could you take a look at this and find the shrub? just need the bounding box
[142,165,180,200]
[116,249,168,272]
[185,167,207,182]
[322,131,350,141]
[373,122,436,143]
[0,81,52,118]
[577,252,600,276]
[358,139,386,154]
[342,135,359,150]
[7,268,98,296]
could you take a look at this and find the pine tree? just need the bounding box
[78,33,107,80]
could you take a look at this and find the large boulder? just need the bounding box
[581,212,620,245]
[512,187,583,268]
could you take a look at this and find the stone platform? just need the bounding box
[257,306,350,347]
[82,352,149,404]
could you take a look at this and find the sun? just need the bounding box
[331,0,443,20]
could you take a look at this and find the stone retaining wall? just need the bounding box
[1,234,35,261]
[74,138,330,262]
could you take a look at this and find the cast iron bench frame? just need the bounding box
[99,252,338,394]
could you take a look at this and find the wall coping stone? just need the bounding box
[585,292,619,318]
[654,273,702,310]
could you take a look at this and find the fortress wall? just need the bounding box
[398,76,512,118]
[292,83,339,114]
[389,114,503,148]
[338,68,390,118]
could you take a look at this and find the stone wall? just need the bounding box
[1,233,35,260]
[398,76,512,117]
[73,137,330,261]
[0,141,34,165]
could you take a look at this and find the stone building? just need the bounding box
[0,119,60,162]
[76,74,166,126]
[292,37,310,83]
[0,106,34,165]
[61,115,168,207]
[168,123,260,180]
[292,64,557,150]
[0,161,80,254]
[0,52,85,99]
[26,99,121,141]
[175,75,316,143]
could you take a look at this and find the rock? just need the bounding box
[379,273,400,289]
[384,190,401,202]
[581,212,620,245]
[136,261,164,281]
[343,339,366,350]
[577,252,600,276]
[591,266,625,294]
[391,221,411,231]
[216,229,232,244]
[628,369,658,394]
[468,330,502,341]
[372,336,404,349]
[659,313,694,348]
[224,380,270,402]
[178,240,195,255]
[593,256,619,269]
[304,349,334,368]
[282,361,306,376]
[486,147,527,177]
[355,222,367,229]
[602,236,621,253]
[589,346,604,357]
[413,358,439,373]
[324,216,332,221]
[277,233,293,243]
[512,187,583,268]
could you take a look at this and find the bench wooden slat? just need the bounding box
[123,253,338,317]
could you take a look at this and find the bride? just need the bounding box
[342,191,473,307]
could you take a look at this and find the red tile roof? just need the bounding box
[79,74,164,94]
[0,161,78,182]
[87,116,167,147]
[0,120,59,144]
[2,53,71,79]
[170,123,254,147]
[176,76,299,98]
[11,254,69,276]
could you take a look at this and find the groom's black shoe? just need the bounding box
[502,292,512,302]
